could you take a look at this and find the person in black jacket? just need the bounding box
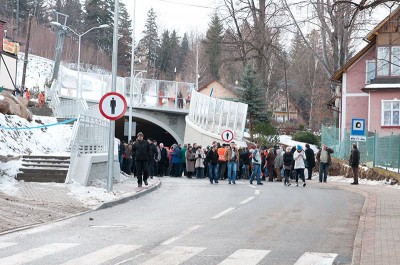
[242,147,251,179]
[132,132,150,187]
[349,143,360,185]
[305,144,316,180]
[159,143,168,177]
[206,145,219,184]
[283,147,294,186]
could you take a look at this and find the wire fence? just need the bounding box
[321,126,400,173]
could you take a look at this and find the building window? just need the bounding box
[382,100,400,126]
[391,47,400,76]
[377,47,390,76]
[366,60,376,84]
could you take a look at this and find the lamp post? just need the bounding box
[50,22,109,99]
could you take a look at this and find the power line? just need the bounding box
[157,0,215,9]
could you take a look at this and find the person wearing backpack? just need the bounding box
[249,144,263,185]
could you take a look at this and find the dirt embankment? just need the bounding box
[327,158,400,185]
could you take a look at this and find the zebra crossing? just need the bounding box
[0,242,339,265]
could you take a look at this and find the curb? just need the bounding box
[0,180,161,236]
[326,182,369,265]
[95,180,162,210]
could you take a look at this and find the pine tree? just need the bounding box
[158,30,171,77]
[117,2,132,76]
[59,0,84,32]
[239,64,267,140]
[179,33,189,72]
[204,13,224,80]
[141,8,159,75]
[169,30,180,80]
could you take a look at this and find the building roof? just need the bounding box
[331,7,400,81]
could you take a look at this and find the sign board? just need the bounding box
[3,39,20,55]
[221,129,234,142]
[99,92,127,120]
[350,118,366,142]
[124,121,137,136]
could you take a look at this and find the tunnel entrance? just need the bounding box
[115,116,177,147]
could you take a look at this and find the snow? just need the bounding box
[279,135,319,152]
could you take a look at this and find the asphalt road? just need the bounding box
[0,177,364,265]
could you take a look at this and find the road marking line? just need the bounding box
[212,207,236,219]
[240,197,255,204]
[161,225,202,245]
[0,243,17,250]
[141,246,206,265]
[114,258,133,265]
[61,244,141,265]
[0,243,79,265]
[248,185,256,189]
[218,249,271,265]
[255,190,261,195]
[294,252,338,265]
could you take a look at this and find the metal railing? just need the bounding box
[321,126,400,172]
[188,90,248,141]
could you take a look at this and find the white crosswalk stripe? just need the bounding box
[60,244,141,265]
[141,246,206,265]
[0,243,79,265]
[294,252,338,265]
[218,249,271,265]
[0,243,17,250]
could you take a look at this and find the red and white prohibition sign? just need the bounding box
[221,129,234,142]
[99,92,127,120]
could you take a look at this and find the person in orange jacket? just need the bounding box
[38,91,45,108]
[217,143,228,180]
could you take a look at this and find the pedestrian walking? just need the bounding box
[316,144,334,183]
[265,148,275,182]
[249,144,263,185]
[171,144,181,177]
[206,145,219,184]
[305,144,316,180]
[283,146,293,186]
[293,145,307,187]
[225,142,239,184]
[217,144,227,180]
[181,144,187,177]
[185,146,196,178]
[147,138,157,179]
[349,143,360,185]
[132,132,150,187]
[242,147,251,179]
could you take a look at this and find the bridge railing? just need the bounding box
[188,90,248,140]
[57,67,195,112]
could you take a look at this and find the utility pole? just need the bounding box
[21,13,33,91]
[128,0,136,142]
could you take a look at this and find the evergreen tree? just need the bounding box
[141,8,159,75]
[158,30,171,77]
[168,30,180,80]
[117,2,132,76]
[239,64,267,140]
[179,33,189,72]
[84,0,114,55]
[204,13,224,80]
[59,0,84,32]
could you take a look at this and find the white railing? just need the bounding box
[188,90,248,141]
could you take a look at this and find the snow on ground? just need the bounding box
[0,159,22,196]
[279,135,319,152]
[327,175,400,189]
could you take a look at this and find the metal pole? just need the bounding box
[128,0,136,142]
[373,130,377,168]
[77,35,81,99]
[195,43,199,90]
[397,134,400,173]
[107,0,119,192]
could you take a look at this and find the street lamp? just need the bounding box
[50,22,109,99]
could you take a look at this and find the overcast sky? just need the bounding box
[123,0,218,40]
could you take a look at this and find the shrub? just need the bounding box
[292,131,320,146]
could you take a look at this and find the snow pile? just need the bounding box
[0,114,73,155]
[327,175,400,189]
[279,135,319,152]
[0,159,22,196]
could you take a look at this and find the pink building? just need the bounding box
[332,8,400,139]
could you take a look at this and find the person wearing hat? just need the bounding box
[132,132,150,187]
[293,145,307,187]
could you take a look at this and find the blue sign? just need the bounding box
[350,118,366,141]
[351,118,366,136]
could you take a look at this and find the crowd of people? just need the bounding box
[119,132,344,187]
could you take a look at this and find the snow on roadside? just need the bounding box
[0,159,22,196]
[327,175,400,189]
[279,135,319,152]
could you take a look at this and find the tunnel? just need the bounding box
[115,116,178,147]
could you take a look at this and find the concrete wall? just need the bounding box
[131,108,187,144]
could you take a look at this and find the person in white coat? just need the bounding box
[293,145,307,187]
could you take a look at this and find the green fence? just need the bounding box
[321,126,400,173]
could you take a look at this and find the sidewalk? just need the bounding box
[0,176,161,235]
[323,180,400,265]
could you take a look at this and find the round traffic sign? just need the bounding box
[221,129,234,142]
[99,92,127,120]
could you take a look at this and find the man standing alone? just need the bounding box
[349,143,360,185]
[132,132,150,187]
[316,144,334,183]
